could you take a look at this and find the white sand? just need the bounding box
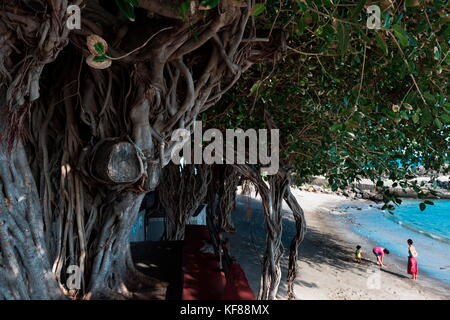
[228,189,450,300]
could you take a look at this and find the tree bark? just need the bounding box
[284,185,306,300]
[0,140,64,299]
[85,192,158,299]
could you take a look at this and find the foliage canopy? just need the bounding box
[207,0,449,210]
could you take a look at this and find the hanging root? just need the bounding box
[160,164,211,240]
[232,165,306,300]
[217,166,241,233]
[284,184,306,300]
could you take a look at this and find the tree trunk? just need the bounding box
[260,173,289,300]
[233,165,287,299]
[1,0,287,299]
[0,140,64,299]
[284,186,306,300]
[234,165,306,300]
[85,192,163,299]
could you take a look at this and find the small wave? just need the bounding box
[383,212,450,244]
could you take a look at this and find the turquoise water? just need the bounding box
[387,200,450,243]
[339,200,450,284]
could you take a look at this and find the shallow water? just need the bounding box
[338,200,450,284]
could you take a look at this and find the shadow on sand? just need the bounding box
[380,268,409,279]
[228,195,412,295]
[231,195,361,271]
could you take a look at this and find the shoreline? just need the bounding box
[229,190,450,300]
[316,197,450,298]
[305,176,450,200]
[330,199,450,285]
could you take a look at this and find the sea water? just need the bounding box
[339,200,450,284]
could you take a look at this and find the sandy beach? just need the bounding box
[228,189,450,300]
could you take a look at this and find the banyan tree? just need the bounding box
[0,0,448,300]
[0,0,295,299]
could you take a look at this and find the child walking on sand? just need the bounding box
[355,245,362,263]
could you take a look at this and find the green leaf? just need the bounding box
[115,0,136,21]
[384,12,391,29]
[353,25,371,43]
[421,109,432,124]
[419,202,426,211]
[434,118,443,129]
[93,55,109,63]
[249,80,261,96]
[250,3,266,16]
[93,42,105,55]
[178,0,190,18]
[297,1,308,11]
[424,200,434,205]
[393,24,409,47]
[411,112,419,123]
[374,33,388,55]
[440,113,450,123]
[200,0,219,9]
[408,35,418,47]
[423,91,435,105]
[330,123,342,132]
[337,23,349,55]
[297,17,307,35]
[350,0,368,21]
